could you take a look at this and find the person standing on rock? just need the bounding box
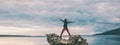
[59,18,75,37]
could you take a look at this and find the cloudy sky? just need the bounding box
[0,0,120,36]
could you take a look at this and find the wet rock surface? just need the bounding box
[46,33,88,45]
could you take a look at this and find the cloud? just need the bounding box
[0,0,119,35]
[0,26,34,35]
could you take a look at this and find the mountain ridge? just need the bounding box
[95,28,120,35]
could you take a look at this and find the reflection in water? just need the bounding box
[0,37,48,45]
[0,35,120,45]
[83,35,120,45]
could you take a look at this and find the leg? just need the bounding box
[60,28,65,37]
[66,28,71,36]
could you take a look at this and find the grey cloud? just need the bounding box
[0,0,120,35]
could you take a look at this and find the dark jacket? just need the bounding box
[60,19,73,28]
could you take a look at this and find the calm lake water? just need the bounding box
[0,35,120,45]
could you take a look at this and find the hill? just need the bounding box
[95,28,120,35]
[0,35,32,37]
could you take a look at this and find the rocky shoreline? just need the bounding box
[46,33,88,45]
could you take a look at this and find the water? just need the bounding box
[0,35,120,45]
[83,35,120,45]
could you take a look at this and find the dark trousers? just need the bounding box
[60,28,71,37]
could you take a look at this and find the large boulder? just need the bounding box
[46,33,88,45]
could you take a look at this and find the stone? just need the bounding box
[46,33,88,45]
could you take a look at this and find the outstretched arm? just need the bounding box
[59,18,64,22]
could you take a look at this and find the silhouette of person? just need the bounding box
[59,18,74,37]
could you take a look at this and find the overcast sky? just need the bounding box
[0,0,120,36]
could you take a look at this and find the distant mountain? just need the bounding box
[0,35,46,37]
[95,28,120,35]
[0,35,32,37]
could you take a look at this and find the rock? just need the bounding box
[46,33,88,45]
